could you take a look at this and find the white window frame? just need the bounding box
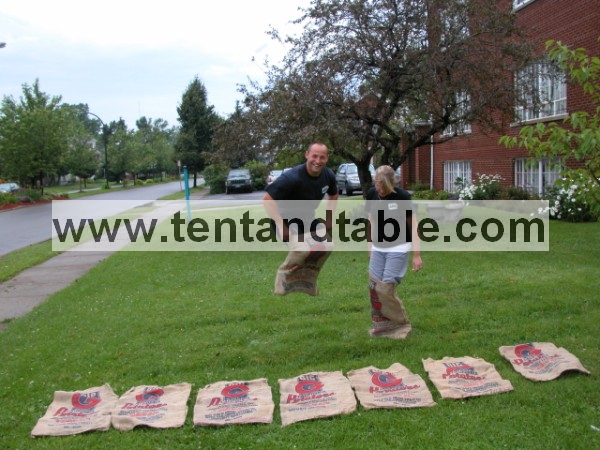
[514,158,562,196]
[513,0,536,11]
[515,61,567,123]
[444,160,472,192]
[443,91,472,136]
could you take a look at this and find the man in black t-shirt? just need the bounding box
[264,143,338,241]
[263,143,338,295]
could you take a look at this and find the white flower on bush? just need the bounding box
[458,173,504,200]
[547,176,599,221]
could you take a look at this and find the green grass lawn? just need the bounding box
[0,220,598,449]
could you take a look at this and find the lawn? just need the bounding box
[0,220,598,449]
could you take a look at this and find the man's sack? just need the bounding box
[31,384,118,437]
[274,232,333,296]
[347,363,436,409]
[499,342,590,381]
[111,383,192,431]
[193,378,274,426]
[423,356,514,399]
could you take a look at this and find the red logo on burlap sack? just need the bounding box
[71,391,101,409]
[222,383,250,398]
[135,387,165,403]
[295,380,324,395]
[371,372,403,388]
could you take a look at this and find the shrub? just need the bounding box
[544,175,599,222]
[411,190,450,200]
[502,186,532,200]
[459,174,504,200]
[245,161,269,191]
[408,181,430,191]
[20,189,42,202]
[0,193,17,205]
[203,164,228,194]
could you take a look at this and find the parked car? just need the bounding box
[225,169,253,194]
[0,182,20,193]
[266,169,283,185]
[335,163,375,196]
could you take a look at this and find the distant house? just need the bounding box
[399,0,599,196]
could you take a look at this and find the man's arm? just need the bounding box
[263,192,290,241]
[324,193,338,233]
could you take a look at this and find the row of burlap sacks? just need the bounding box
[32,342,589,436]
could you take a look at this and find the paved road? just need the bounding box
[0,185,267,329]
[0,181,199,256]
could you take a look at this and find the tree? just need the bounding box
[0,80,74,193]
[175,77,219,187]
[240,0,533,194]
[62,115,98,189]
[501,39,600,211]
[135,117,176,181]
[212,102,266,168]
[106,120,136,184]
[56,103,105,189]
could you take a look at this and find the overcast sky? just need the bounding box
[0,0,310,128]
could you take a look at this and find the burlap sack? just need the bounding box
[111,383,192,431]
[499,342,590,381]
[193,378,274,426]
[347,363,436,409]
[274,232,333,296]
[423,356,513,399]
[31,383,118,437]
[278,371,356,426]
[368,274,411,339]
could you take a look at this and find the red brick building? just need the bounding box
[400,0,599,195]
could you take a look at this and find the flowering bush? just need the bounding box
[544,174,600,222]
[458,174,504,200]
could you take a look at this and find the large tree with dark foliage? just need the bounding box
[175,77,220,186]
[240,0,533,192]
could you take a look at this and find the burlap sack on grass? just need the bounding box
[111,383,192,431]
[368,275,412,339]
[274,232,333,296]
[423,356,513,400]
[278,371,356,426]
[347,363,436,409]
[193,378,274,426]
[499,342,590,381]
[31,383,118,437]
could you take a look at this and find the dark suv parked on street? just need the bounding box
[225,169,253,194]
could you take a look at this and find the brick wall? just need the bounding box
[402,0,599,191]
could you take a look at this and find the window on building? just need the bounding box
[515,60,567,122]
[513,0,536,10]
[444,160,472,192]
[514,158,562,196]
[443,91,472,136]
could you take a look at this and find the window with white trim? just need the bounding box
[443,91,472,136]
[515,61,567,122]
[444,160,472,192]
[513,0,536,10]
[514,158,562,195]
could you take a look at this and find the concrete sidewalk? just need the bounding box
[0,252,114,330]
[0,188,210,331]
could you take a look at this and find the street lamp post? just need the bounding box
[87,112,109,189]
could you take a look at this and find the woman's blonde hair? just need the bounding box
[374,165,396,195]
